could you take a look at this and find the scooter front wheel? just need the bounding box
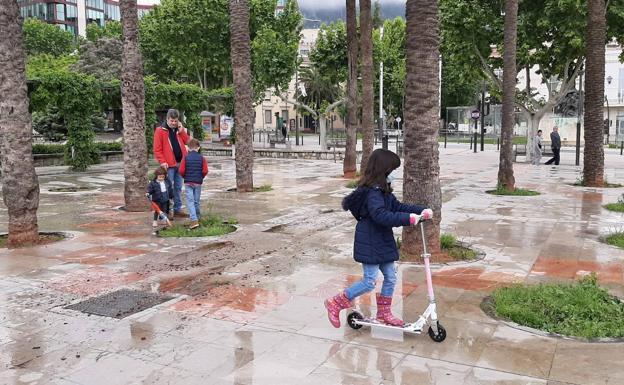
[347,311,364,330]
[428,322,447,342]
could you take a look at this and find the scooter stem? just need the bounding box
[420,222,435,303]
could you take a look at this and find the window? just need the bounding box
[264,110,272,124]
[105,2,120,20]
[66,24,77,35]
[281,110,289,124]
[87,9,104,26]
[277,0,285,6]
[66,4,77,22]
[56,4,65,20]
[86,0,104,9]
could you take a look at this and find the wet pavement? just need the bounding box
[0,144,623,385]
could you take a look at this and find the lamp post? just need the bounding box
[606,75,613,145]
[576,63,585,166]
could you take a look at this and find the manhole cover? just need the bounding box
[65,289,174,319]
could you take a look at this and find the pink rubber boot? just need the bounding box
[375,293,404,326]
[324,292,352,328]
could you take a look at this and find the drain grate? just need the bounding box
[65,289,174,319]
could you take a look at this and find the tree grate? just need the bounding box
[65,289,174,319]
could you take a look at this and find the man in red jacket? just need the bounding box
[153,109,189,218]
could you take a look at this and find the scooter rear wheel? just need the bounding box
[428,322,447,342]
[347,311,364,330]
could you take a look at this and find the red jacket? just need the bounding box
[153,126,189,167]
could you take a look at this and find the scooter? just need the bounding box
[346,219,447,342]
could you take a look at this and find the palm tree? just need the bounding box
[0,0,40,246]
[583,0,606,187]
[360,0,375,173]
[299,65,342,115]
[120,0,149,211]
[497,0,518,191]
[401,0,442,255]
[343,0,358,178]
[229,0,254,192]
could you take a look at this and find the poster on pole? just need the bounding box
[201,115,213,143]
[220,116,233,140]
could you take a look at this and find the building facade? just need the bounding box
[18,0,153,37]
[253,28,346,137]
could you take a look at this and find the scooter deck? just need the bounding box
[350,317,425,334]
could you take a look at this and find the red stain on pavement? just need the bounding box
[432,267,520,292]
[171,285,289,322]
[46,267,147,296]
[530,256,623,283]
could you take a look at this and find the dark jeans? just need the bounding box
[545,148,560,165]
[153,201,170,220]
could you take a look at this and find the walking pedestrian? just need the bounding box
[532,130,543,165]
[545,126,561,165]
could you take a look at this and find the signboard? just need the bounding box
[201,115,213,143]
[220,116,233,139]
[470,110,481,120]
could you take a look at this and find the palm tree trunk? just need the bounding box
[0,0,40,246]
[229,0,254,192]
[343,0,359,178]
[582,0,606,187]
[402,0,442,255]
[120,0,149,212]
[360,0,374,173]
[497,0,517,191]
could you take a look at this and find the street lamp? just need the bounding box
[606,75,613,144]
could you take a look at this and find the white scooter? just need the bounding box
[346,219,447,342]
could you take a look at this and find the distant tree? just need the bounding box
[22,18,74,57]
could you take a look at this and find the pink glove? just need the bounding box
[421,209,433,220]
[409,213,419,225]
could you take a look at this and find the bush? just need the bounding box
[32,143,65,154]
[95,142,123,152]
[491,274,624,339]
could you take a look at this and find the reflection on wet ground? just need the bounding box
[0,147,623,384]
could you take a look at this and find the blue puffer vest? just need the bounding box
[342,186,426,265]
[184,151,204,184]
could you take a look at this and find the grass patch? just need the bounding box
[254,184,273,192]
[440,233,478,260]
[398,233,479,261]
[572,177,623,188]
[486,187,540,196]
[491,274,624,339]
[32,142,123,155]
[346,180,359,189]
[158,214,237,238]
[604,202,624,212]
[0,233,66,248]
[605,232,624,249]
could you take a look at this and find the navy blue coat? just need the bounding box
[342,186,426,265]
[147,178,174,204]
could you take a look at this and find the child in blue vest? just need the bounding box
[324,149,433,328]
[179,138,208,229]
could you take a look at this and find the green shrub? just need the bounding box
[491,274,624,339]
